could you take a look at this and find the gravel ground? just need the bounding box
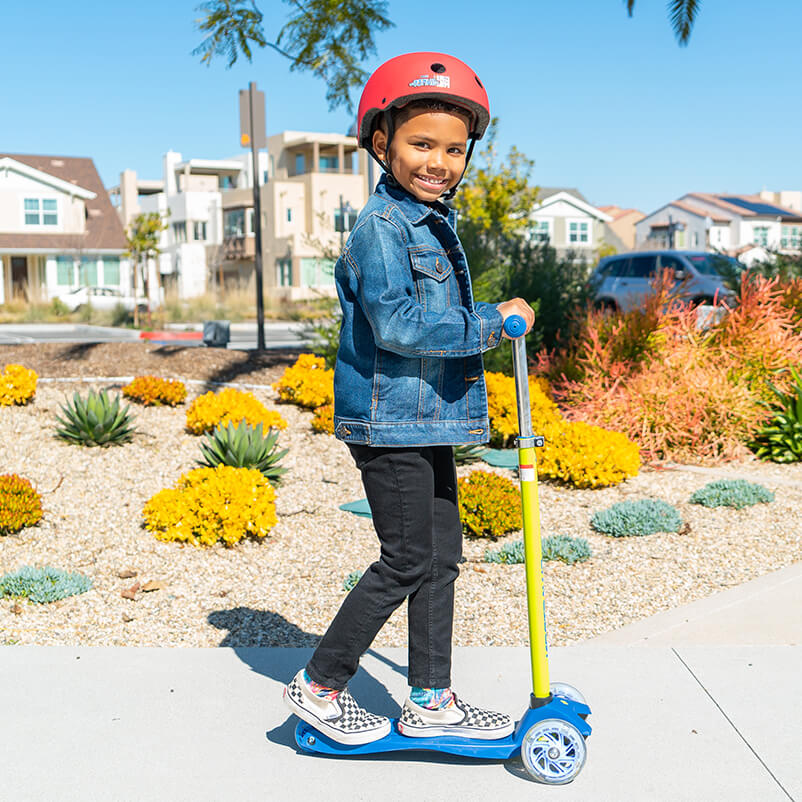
[1,345,801,649]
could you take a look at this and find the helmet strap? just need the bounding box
[442,136,478,201]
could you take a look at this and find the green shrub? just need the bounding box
[198,421,288,486]
[453,443,489,465]
[591,499,682,537]
[343,570,363,591]
[542,534,592,564]
[749,367,802,463]
[0,565,92,603]
[689,479,774,509]
[55,389,136,447]
[484,535,592,565]
[484,540,524,564]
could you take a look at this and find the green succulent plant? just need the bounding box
[590,499,682,537]
[484,535,592,565]
[343,570,363,591]
[55,389,136,447]
[0,565,92,604]
[198,420,288,485]
[453,443,489,465]
[689,479,774,509]
[749,368,802,463]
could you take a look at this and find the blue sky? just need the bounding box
[3,0,800,213]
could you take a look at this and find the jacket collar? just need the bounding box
[375,174,454,226]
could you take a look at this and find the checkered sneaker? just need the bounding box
[283,670,391,745]
[398,692,513,740]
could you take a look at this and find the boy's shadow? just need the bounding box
[208,608,407,750]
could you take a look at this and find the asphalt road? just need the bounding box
[0,322,311,350]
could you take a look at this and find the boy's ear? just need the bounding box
[372,128,388,162]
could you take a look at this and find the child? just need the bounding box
[283,52,535,745]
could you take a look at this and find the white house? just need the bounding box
[530,188,615,257]
[0,154,128,304]
[636,191,802,265]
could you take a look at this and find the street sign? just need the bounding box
[239,85,266,149]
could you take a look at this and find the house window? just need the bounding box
[173,221,187,243]
[568,220,589,244]
[276,258,293,287]
[295,153,305,174]
[286,208,292,223]
[193,221,207,241]
[79,257,98,286]
[319,155,338,171]
[224,209,245,237]
[301,257,335,287]
[220,175,235,190]
[753,226,769,246]
[531,220,550,243]
[781,225,801,249]
[24,198,58,226]
[248,209,255,234]
[56,256,74,286]
[103,257,120,285]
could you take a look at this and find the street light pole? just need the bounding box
[248,83,266,351]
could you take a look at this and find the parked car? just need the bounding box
[588,250,744,313]
[53,286,147,313]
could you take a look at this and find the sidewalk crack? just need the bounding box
[672,648,795,802]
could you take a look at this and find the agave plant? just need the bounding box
[749,368,802,463]
[55,389,136,447]
[453,443,489,465]
[198,420,288,485]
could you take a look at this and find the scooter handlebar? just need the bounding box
[502,314,527,339]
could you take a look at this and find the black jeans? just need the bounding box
[306,445,463,690]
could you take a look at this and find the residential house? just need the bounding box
[111,130,370,303]
[635,192,802,264]
[597,205,646,250]
[529,188,615,259]
[0,154,128,304]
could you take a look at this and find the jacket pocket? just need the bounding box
[409,248,453,313]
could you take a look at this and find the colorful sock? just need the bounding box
[303,669,340,700]
[410,687,455,710]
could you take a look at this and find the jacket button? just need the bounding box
[435,258,445,273]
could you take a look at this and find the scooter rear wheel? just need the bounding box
[520,718,587,785]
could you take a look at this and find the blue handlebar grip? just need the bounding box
[503,314,526,338]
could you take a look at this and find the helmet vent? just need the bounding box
[381,97,386,104]
[430,62,446,74]
[474,75,484,88]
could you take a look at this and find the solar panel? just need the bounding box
[719,196,792,216]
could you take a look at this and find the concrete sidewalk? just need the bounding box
[2,563,801,801]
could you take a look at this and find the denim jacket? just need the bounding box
[333,175,503,446]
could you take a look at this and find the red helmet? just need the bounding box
[357,52,490,150]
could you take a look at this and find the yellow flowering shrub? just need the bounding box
[142,465,277,546]
[273,353,334,409]
[311,404,334,434]
[123,375,187,406]
[486,371,560,448]
[458,470,522,537]
[186,388,287,435]
[0,474,43,534]
[0,364,37,406]
[538,418,641,489]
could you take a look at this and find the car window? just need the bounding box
[686,254,745,276]
[629,256,657,278]
[606,257,631,278]
[659,255,685,273]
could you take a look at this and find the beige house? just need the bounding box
[0,154,127,304]
[597,205,646,250]
[113,130,371,303]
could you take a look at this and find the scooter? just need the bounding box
[294,314,591,785]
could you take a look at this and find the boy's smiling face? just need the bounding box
[372,107,470,203]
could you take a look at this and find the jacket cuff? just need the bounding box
[477,304,504,352]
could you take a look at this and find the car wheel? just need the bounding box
[594,299,618,314]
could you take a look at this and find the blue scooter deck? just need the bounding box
[295,697,591,759]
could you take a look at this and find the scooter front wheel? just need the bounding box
[550,682,588,706]
[520,719,587,785]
